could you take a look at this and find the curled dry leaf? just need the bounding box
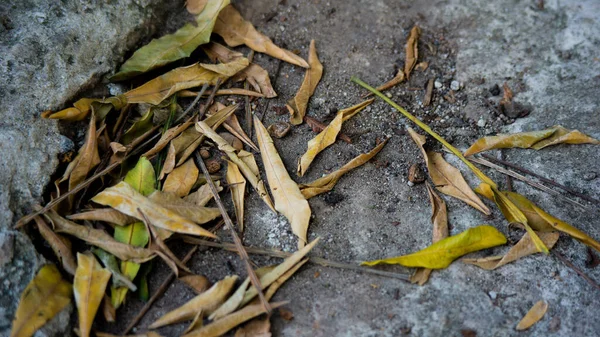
[42,96,126,121]
[45,210,155,263]
[464,125,600,156]
[68,208,138,226]
[180,275,212,294]
[74,253,112,337]
[463,231,559,270]
[210,278,251,321]
[10,264,72,337]
[213,5,308,68]
[226,161,247,232]
[362,225,507,269]
[182,302,287,337]
[287,40,323,125]
[404,25,421,78]
[91,248,137,291]
[111,0,230,80]
[255,116,311,247]
[33,215,76,276]
[299,139,388,199]
[149,276,238,328]
[92,181,216,238]
[197,120,275,211]
[163,159,199,197]
[159,142,177,179]
[410,183,449,285]
[223,113,259,151]
[407,128,490,215]
[516,300,548,331]
[297,99,372,176]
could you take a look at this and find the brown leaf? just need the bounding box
[299,139,388,199]
[516,300,548,330]
[178,88,264,98]
[287,40,323,125]
[407,128,490,215]
[234,317,271,337]
[214,5,308,68]
[223,113,259,152]
[68,208,137,226]
[186,0,207,14]
[463,231,559,270]
[102,295,116,323]
[404,25,421,78]
[210,278,251,321]
[74,253,112,337]
[185,181,222,206]
[158,142,177,179]
[91,181,217,238]
[226,161,247,232]
[148,190,221,224]
[180,275,212,294]
[163,159,200,197]
[255,116,311,247]
[33,215,77,276]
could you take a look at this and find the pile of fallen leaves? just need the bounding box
[10,0,600,336]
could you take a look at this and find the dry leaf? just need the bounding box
[362,225,507,269]
[299,139,388,199]
[96,333,164,337]
[92,181,216,238]
[122,108,154,145]
[184,311,205,334]
[111,0,230,80]
[297,99,372,176]
[226,161,247,232]
[159,142,177,179]
[185,181,222,206]
[407,128,491,215]
[464,125,599,156]
[45,210,155,263]
[10,264,72,337]
[68,208,138,226]
[263,258,308,302]
[463,231,559,270]
[180,275,212,294]
[234,317,271,337]
[149,190,221,225]
[92,248,137,291]
[163,159,200,197]
[140,210,191,275]
[149,276,238,328]
[214,5,308,68]
[516,300,548,330]
[196,120,275,211]
[287,40,323,125]
[210,278,251,321]
[182,302,287,337]
[33,215,76,276]
[255,116,311,247]
[74,253,112,337]
[410,183,448,285]
[404,25,421,78]
[42,96,126,121]
[178,88,264,98]
[224,113,259,152]
[241,238,319,306]
[102,295,116,323]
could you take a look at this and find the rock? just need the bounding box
[489,84,501,96]
[0,0,184,335]
[434,79,443,89]
[583,172,597,181]
[267,121,292,138]
[206,159,222,174]
[450,80,460,91]
[477,118,486,127]
[408,164,426,184]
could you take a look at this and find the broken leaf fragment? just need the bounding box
[214,5,308,68]
[33,215,77,276]
[180,275,212,294]
[516,300,548,330]
[234,317,271,337]
[255,116,311,247]
[74,253,112,337]
[10,265,72,337]
[226,161,247,232]
[163,158,199,197]
[299,139,388,199]
[111,0,230,81]
[42,96,126,121]
[404,25,421,78]
[362,225,507,269]
[464,125,599,156]
[148,190,221,224]
[287,40,323,125]
[68,208,138,226]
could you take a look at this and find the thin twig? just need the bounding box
[500,151,513,192]
[257,58,283,126]
[180,83,209,122]
[182,237,411,281]
[245,50,255,135]
[122,246,198,335]
[196,79,222,122]
[481,153,600,206]
[193,152,272,315]
[470,157,590,211]
[554,251,600,292]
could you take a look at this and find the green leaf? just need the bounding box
[362,225,507,269]
[122,108,154,145]
[137,262,153,302]
[124,157,156,196]
[111,0,230,81]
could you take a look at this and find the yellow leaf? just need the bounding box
[262,258,308,302]
[226,161,246,232]
[516,300,548,330]
[209,278,251,321]
[10,265,72,337]
[213,5,308,68]
[362,225,507,269]
[148,190,221,224]
[234,317,271,337]
[464,125,599,156]
[223,113,259,152]
[241,238,319,306]
[186,0,208,14]
[158,142,177,179]
[196,120,275,211]
[92,181,216,238]
[33,216,77,276]
[185,181,222,207]
[179,275,212,294]
[411,183,449,285]
[299,139,388,199]
[45,210,155,263]
[182,302,287,337]
[407,128,491,215]
[124,59,248,106]
[287,40,323,125]
[463,231,560,270]
[149,276,238,328]
[163,159,199,197]
[297,99,372,176]
[74,253,112,337]
[41,96,126,121]
[254,116,311,247]
[404,25,421,78]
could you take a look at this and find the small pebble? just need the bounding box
[450,80,460,91]
[583,172,597,181]
[477,118,486,127]
[386,92,392,98]
[206,159,221,173]
[267,121,291,138]
[488,291,497,300]
[407,181,414,187]
[200,148,210,159]
[434,80,443,89]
